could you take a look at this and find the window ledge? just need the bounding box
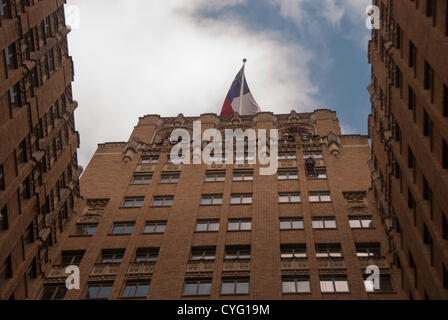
[194,231,219,234]
[321,291,351,294]
[282,292,311,295]
[278,202,302,205]
[366,290,396,294]
[69,234,93,238]
[120,296,147,300]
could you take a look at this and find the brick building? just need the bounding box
[368,0,448,299]
[0,0,82,299]
[34,110,404,300]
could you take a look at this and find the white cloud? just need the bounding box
[66,0,320,167]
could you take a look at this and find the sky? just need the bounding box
[65,0,372,168]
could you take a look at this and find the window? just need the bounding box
[408,147,415,169]
[85,283,113,299]
[205,170,225,182]
[152,195,174,207]
[396,24,402,49]
[5,42,17,70]
[42,16,51,39]
[364,275,394,293]
[395,65,402,89]
[23,223,34,247]
[208,152,226,163]
[40,284,67,300]
[312,216,337,230]
[277,169,298,180]
[75,223,97,236]
[221,278,249,295]
[426,0,435,17]
[424,61,434,102]
[9,83,21,112]
[18,176,31,202]
[182,279,212,296]
[160,172,180,184]
[59,251,84,266]
[320,275,349,293]
[230,193,252,205]
[278,192,301,203]
[0,164,4,190]
[224,245,251,260]
[111,222,135,235]
[122,281,150,298]
[139,156,158,164]
[227,219,251,231]
[356,243,382,258]
[235,152,255,162]
[303,151,323,159]
[0,0,12,19]
[135,248,159,263]
[423,109,433,137]
[280,244,307,259]
[278,152,296,160]
[408,86,416,113]
[309,191,332,203]
[316,243,342,259]
[190,247,216,262]
[99,250,125,264]
[279,217,304,230]
[307,166,325,179]
[409,41,417,74]
[200,194,222,205]
[0,256,12,291]
[122,197,144,208]
[282,276,310,294]
[16,139,27,165]
[195,220,219,232]
[0,205,8,232]
[233,170,253,181]
[349,215,374,229]
[144,221,166,234]
[132,173,152,184]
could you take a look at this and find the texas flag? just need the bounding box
[220,62,261,116]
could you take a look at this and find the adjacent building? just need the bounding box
[0,0,82,299]
[34,110,403,299]
[368,0,448,299]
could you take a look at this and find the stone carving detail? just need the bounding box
[78,198,109,223]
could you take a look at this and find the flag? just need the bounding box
[220,62,261,116]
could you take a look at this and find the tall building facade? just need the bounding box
[34,110,403,300]
[0,1,82,299]
[368,0,448,299]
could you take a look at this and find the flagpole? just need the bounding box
[239,58,247,114]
